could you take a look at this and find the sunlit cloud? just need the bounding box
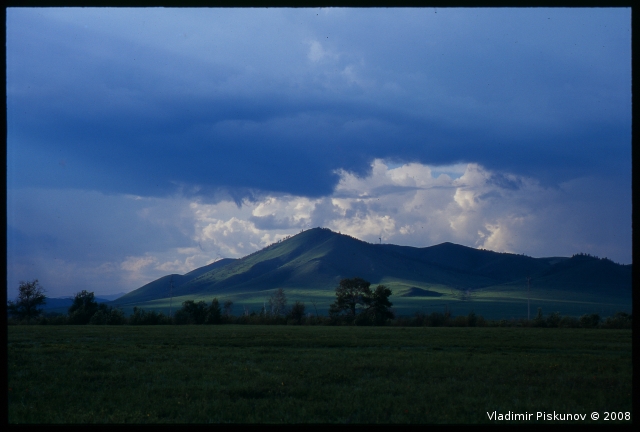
[6,158,631,298]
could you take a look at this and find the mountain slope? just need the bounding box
[116,258,237,303]
[117,228,631,307]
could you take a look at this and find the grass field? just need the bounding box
[102,278,631,320]
[8,326,631,423]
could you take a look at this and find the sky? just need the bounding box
[6,8,631,298]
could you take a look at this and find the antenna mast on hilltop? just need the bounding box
[169,275,174,318]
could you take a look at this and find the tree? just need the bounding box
[173,309,191,325]
[268,288,287,316]
[329,278,393,325]
[205,298,222,324]
[288,301,306,324]
[8,280,47,323]
[329,277,372,319]
[129,306,169,325]
[367,284,394,325]
[68,290,100,324]
[579,313,601,328]
[179,300,209,324]
[546,311,561,328]
[603,311,631,329]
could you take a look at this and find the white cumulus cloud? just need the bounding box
[6,160,630,298]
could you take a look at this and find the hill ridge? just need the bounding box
[116,227,631,308]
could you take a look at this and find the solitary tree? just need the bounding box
[7,280,47,323]
[329,277,372,319]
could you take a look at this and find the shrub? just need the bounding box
[413,312,427,327]
[48,314,69,325]
[427,312,447,327]
[532,308,546,327]
[603,312,631,329]
[546,312,561,328]
[89,310,108,325]
[467,311,477,327]
[559,316,579,328]
[288,301,306,324]
[173,309,191,325]
[354,311,374,326]
[129,306,170,325]
[452,316,468,327]
[579,313,600,328]
[106,308,126,325]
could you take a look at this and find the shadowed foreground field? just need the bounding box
[8,326,631,423]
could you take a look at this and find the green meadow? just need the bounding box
[8,326,631,423]
[104,282,630,321]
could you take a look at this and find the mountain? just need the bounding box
[116,228,631,314]
[115,258,237,304]
[93,292,128,301]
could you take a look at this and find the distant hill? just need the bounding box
[115,258,237,304]
[115,228,631,314]
[93,292,128,301]
[41,295,119,311]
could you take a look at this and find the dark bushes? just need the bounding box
[602,312,631,329]
[89,307,126,325]
[67,290,100,325]
[8,288,630,328]
[129,306,171,325]
[579,313,601,328]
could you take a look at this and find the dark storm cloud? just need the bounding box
[7,188,193,261]
[7,8,630,201]
[487,173,523,191]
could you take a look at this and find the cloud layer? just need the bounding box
[8,161,630,298]
[7,8,631,199]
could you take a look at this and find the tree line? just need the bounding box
[7,279,631,328]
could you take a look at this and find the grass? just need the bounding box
[106,278,631,319]
[8,326,631,423]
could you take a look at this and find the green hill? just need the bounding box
[112,228,631,318]
[116,258,237,304]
